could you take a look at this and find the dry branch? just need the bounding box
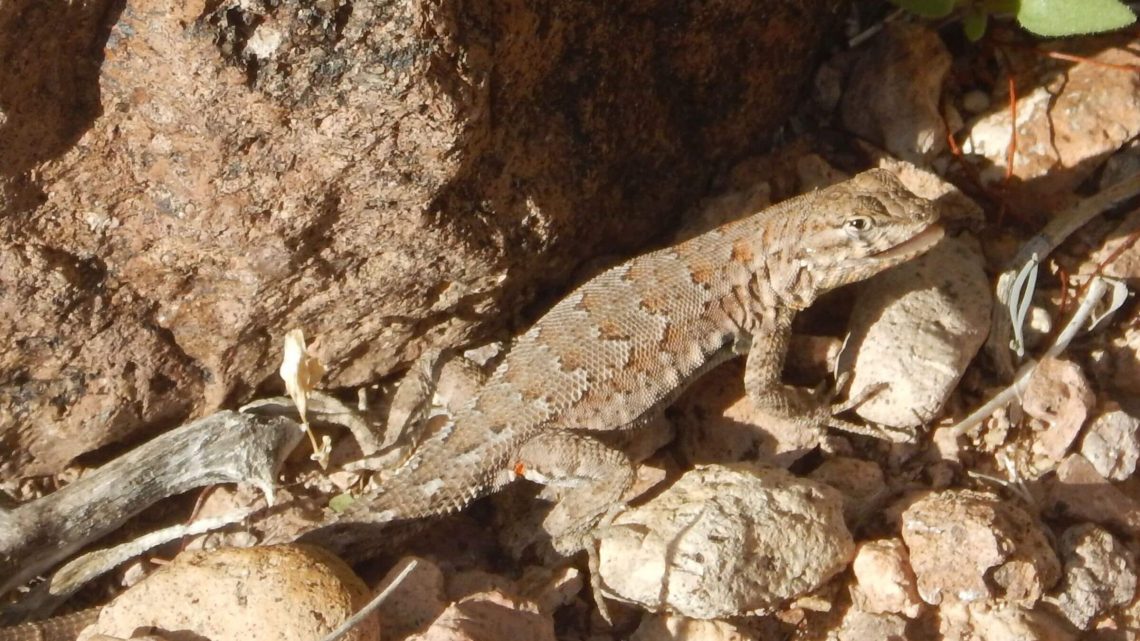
[0,411,303,602]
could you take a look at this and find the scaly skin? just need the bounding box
[3,172,943,640]
[319,168,943,556]
[0,608,98,641]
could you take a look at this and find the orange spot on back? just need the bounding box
[689,265,717,285]
[731,239,754,263]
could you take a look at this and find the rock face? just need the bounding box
[0,0,842,478]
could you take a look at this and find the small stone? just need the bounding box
[516,564,584,614]
[841,234,991,433]
[1080,405,1140,481]
[901,489,1060,607]
[1047,455,1140,536]
[244,25,283,59]
[1048,524,1137,630]
[850,538,924,618]
[1024,358,1096,469]
[78,545,378,641]
[835,609,909,641]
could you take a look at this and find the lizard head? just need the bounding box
[775,169,944,307]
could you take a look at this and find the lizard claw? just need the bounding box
[819,381,916,442]
[586,539,614,624]
[830,380,888,414]
[577,504,628,625]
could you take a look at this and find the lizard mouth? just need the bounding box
[871,223,945,262]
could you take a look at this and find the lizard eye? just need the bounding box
[844,216,873,234]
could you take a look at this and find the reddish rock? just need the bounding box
[0,0,842,478]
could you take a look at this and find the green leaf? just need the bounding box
[963,8,989,40]
[328,493,356,512]
[890,0,958,18]
[1017,0,1136,37]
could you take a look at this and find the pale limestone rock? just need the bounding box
[841,234,991,434]
[1080,406,1140,481]
[597,464,853,618]
[850,538,924,618]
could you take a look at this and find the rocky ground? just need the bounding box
[3,2,1140,640]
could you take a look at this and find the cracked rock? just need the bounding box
[1047,524,1137,630]
[901,489,1060,607]
[597,463,853,619]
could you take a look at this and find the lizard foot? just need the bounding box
[579,503,628,625]
[823,381,919,442]
[587,537,614,624]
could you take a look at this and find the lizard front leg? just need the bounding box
[744,308,890,438]
[742,308,832,428]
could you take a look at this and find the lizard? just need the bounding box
[313,168,944,578]
[0,609,98,641]
[0,169,942,641]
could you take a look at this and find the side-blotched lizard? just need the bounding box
[0,169,943,641]
[319,169,943,562]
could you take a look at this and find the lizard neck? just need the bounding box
[725,211,818,313]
